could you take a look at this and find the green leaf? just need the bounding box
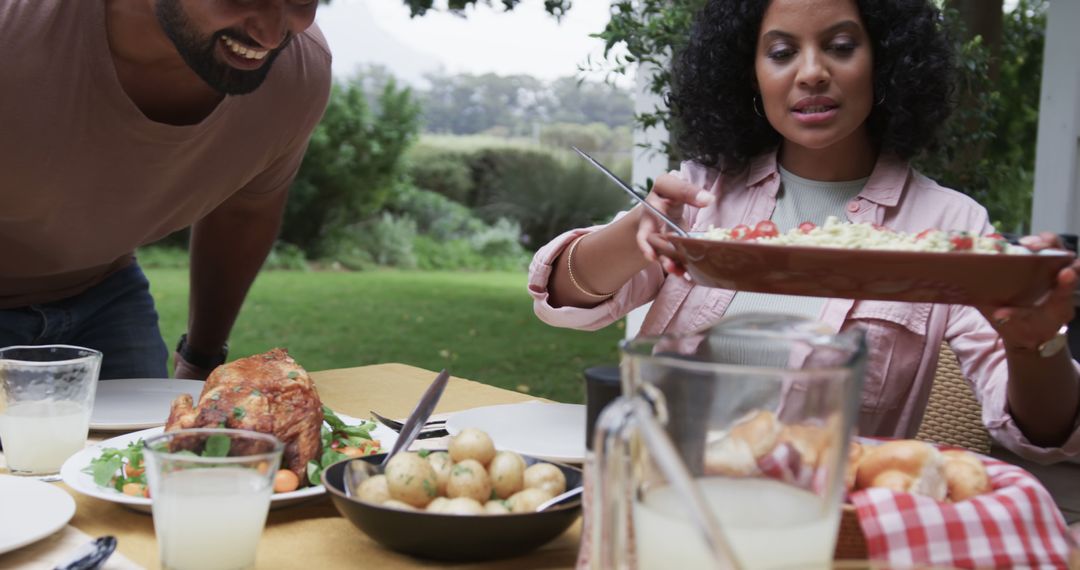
[320,447,348,468]
[88,456,123,487]
[232,406,246,420]
[307,460,323,486]
[322,405,347,430]
[203,434,231,457]
[418,449,431,458]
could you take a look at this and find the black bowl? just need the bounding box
[323,452,583,562]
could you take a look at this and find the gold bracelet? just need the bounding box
[566,235,616,299]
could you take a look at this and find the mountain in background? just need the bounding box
[315,2,444,85]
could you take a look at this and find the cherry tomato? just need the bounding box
[122,482,149,498]
[273,469,300,493]
[753,220,779,239]
[949,235,974,251]
[797,221,816,234]
[730,224,752,240]
[339,446,371,458]
[123,461,144,478]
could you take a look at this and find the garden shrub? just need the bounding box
[282,76,421,258]
[386,184,485,241]
[406,146,475,204]
[327,213,418,270]
[262,242,309,271]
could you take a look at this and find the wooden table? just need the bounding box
[3,363,582,569]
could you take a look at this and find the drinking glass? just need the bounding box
[143,428,284,570]
[0,345,102,478]
[592,313,866,569]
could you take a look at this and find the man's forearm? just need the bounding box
[186,190,288,356]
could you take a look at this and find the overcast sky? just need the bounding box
[314,0,624,86]
[314,1,1026,87]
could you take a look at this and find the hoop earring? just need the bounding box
[752,94,765,118]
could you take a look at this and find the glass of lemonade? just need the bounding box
[592,313,866,569]
[143,428,284,570]
[0,345,102,478]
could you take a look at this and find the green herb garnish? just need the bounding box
[203,434,231,457]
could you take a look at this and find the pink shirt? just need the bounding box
[529,152,1080,463]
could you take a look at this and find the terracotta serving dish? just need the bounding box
[668,236,1075,307]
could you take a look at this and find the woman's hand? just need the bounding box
[635,173,715,276]
[980,232,1079,350]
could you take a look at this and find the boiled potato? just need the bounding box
[427,451,453,495]
[506,487,554,513]
[484,500,511,515]
[523,463,566,496]
[443,497,485,515]
[449,428,496,466]
[425,497,451,513]
[355,474,391,504]
[385,452,439,508]
[487,450,526,499]
[382,499,416,511]
[446,459,492,502]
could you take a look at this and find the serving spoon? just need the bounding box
[344,368,451,496]
[535,486,583,512]
[571,146,689,238]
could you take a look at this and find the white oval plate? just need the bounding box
[0,474,76,554]
[445,403,586,463]
[61,413,395,513]
[90,378,206,431]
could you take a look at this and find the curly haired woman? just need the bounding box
[528,0,1080,464]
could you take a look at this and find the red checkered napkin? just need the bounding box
[851,457,1076,569]
[757,440,825,493]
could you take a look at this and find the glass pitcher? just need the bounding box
[591,313,866,569]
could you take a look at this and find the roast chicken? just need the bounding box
[165,348,323,484]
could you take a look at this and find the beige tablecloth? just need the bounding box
[0,363,581,569]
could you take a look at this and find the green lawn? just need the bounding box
[146,269,623,403]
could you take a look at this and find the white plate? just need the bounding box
[0,475,75,554]
[90,378,205,431]
[60,413,395,513]
[445,403,586,463]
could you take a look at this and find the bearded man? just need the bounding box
[0,0,331,380]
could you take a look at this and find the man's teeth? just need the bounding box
[222,36,268,61]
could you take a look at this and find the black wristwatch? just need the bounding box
[175,334,229,370]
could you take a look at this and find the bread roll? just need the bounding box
[941,450,991,501]
[855,440,947,501]
[779,424,830,467]
[728,410,783,460]
[844,441,864,492]
[704,410,782,476]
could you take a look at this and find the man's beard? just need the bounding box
[154,0,289,95]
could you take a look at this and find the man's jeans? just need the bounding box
[0,263,169,379]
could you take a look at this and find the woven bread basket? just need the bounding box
[833,343,989,559]
[834,505,868,560]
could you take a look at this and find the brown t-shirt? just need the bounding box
[0,0,332,308]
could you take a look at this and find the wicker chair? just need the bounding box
[914,342,992,454]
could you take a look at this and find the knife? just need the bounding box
[571,146,690,238]
[383,368,451,460]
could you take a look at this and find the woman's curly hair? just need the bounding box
[668,0,955,170]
